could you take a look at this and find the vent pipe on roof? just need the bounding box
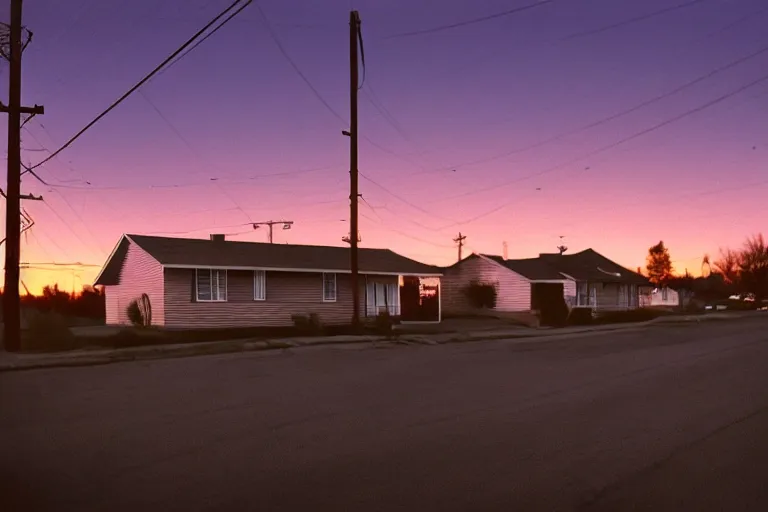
[210,234,225,242]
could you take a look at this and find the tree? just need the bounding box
[712,248,741,285]
[738,234,768,304]
[646,241,673,286]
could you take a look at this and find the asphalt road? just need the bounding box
[2,317,768,511]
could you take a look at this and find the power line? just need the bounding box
[138,89,254,223]
[257,3,347,126]
[40,200,101,256]
[359,210,453,249]
[384,0,553,39]
[443,69,768,208]
[22,0,252,174]
[435,40,768,173]
[257,4,427,172]
[562,0,708,41]
[359,171,454,222]
[153,0,252,82]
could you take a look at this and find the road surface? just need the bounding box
[2,318,768,511]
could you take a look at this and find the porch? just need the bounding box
[364,275,441,323]
[566,282,641,310]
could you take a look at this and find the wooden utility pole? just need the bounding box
[348,10,361,327]
[2,0,44,352]
[453,232,466,262]
[252,220,293,244]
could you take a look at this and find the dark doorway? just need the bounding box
[531,282,567,327]
[400,277,440,322]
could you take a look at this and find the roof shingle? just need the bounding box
[96,234,441,285]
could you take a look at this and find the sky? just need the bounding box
[1,0,767,294]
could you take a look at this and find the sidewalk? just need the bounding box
[0,311,760,372]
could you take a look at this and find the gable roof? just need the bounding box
[95,234,442,286]
[538,249,650,285]
[480,254,567,280]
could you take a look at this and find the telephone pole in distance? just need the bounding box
[252,220,293,244]
[453,232,466,262]
[2,0,45,352]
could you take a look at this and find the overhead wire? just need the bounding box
[358,171,455,222]
[439,69,768,210]
[562,0,709,41]
[22,0,252,174]
[384,0,553,39]
[432,40,768,174]
[257,4,428,172]
[138,89,254,223]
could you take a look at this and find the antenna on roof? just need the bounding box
[557,235,567,255]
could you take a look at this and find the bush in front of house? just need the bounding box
[374,310,401,337]
[290,313,324,335]
[567,308,594,326]
[463,280,497,309]
[127,299,144,326]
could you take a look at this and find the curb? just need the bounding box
[2,313,761,372]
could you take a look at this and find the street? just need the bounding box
[2,317,768,511]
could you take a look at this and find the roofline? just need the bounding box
[93,234,130,286]
[162,264,442,277]
[474,253,533,281]
[529,279,572,283]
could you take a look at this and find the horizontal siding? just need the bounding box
[594,283,641,311]
[164,269,378,328]
[563,280,576,305]
[105,288,119,325]
[105,241,165,326]
[442,256,531,314]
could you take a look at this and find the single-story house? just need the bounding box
[537,249,650,311]
[443,249,650,315]
[441,253,571,316]
[94,234,443,328]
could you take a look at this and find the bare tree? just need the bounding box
[712,248,741,285]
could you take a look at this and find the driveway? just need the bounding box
[1,317,767,510]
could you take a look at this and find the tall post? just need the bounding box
[268,222,273,244]
[3,0,24,352]
[349,10,361,327]
[453,232,466,262]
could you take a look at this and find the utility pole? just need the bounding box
[252,220,293,244]
[1,0,44,352]
[348,10,361,328]
[453,232,466,262]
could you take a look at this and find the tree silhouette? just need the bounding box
[712,248,741,285]
[646,241,673,286]
[738,234,768,304]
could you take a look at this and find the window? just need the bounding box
[254,270,266,301]
[366,281,400,316]
[196,269,227,302]
[323,273,337,302]
[576,282,588,306]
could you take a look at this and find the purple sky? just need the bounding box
[2,0,767,292]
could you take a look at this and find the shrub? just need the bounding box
[21,311,78,352]
[127,299,144,326]
[463,280,497,309]
[567,308,594,326]
[374,311,400,337]
[290,313,323,335]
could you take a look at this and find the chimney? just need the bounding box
[210,234,225,242]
